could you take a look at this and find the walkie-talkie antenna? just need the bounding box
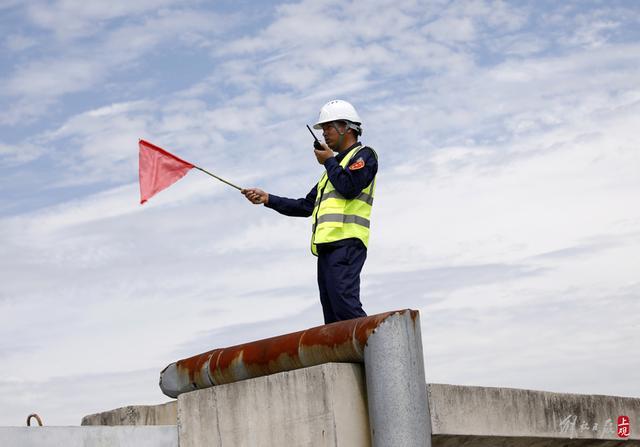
[306,125,322,149]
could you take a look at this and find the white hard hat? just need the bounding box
[313,100,363,134]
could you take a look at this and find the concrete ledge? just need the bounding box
[432,434,638,446]
[0,426,177,447]
[178,362,370,447]
[73,372,640,446]
[81,401,177,426]
[429,384,640,444]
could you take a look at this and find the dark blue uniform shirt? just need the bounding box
[266,142,378,249]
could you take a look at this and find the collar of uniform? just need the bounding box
[335,142,361,162]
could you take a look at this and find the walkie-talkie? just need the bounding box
[306,125,322,150]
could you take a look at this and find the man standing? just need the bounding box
[242,100,378,324]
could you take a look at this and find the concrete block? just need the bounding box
[429,384,640,446]
[178,362,370,447]
[81,401,177,426]
[0,426,177,447]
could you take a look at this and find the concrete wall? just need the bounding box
[178,362,370,447]
[81,401,177,426]
[429,383,640,446]
[74,366,640,447]
[0,426,177,447]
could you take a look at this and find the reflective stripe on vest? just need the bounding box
[315,190,374,206]
[311,145,377,256]
[312,214,371,232]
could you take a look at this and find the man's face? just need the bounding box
[321,121,348,150]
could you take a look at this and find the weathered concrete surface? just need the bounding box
[81,401,177,426]
[178,362,370,447]
[429,384,640,446]
[0,426,177,447]
[432,435,638,446]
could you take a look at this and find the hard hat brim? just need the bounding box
[313,119,361,130]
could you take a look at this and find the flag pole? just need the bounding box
[194,166,242,191]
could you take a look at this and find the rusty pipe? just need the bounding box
[159,309,430,446]
[160,310,411,397]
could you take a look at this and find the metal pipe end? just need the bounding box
[159,363,181,399]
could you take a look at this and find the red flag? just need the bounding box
[139,139,195,204]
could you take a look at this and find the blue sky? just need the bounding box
[1,0,639,426]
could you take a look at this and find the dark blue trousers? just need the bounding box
[316,241,368,324]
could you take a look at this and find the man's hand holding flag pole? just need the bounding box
[138,139,245,204]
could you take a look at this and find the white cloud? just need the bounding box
[0,369,166,426]
[0,180,318,399]
[26,0,180,40]
[0,0,20,10]
[0,6,227,124]
[0,141,43,166]
[6,58,103,98]
[4,33,37,51]
[423,16,476,42]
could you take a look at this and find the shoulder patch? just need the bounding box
[349,157,365,171]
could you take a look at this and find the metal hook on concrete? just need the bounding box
[26,413,43,426]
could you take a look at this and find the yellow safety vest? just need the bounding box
[311,145,377,256]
